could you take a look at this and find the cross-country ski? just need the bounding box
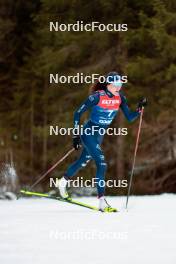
[20,189,118,212]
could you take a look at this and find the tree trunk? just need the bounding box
[116,113,125,179]
[42,80,48,171]
[30,88,34,174]
[116,33,128,180]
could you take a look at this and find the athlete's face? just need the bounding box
[107,83,122,96]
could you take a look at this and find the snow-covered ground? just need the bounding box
[0,194,175,264]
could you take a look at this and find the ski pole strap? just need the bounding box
[29,148,75,190]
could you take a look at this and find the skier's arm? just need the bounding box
[120,93,140,122]
[74,93,100,128]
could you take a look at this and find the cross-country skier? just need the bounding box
[57,72,147,212]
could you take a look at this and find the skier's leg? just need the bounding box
[64,148,91,179]
[82,134,117,212]
[57,148,91,198]
[63,129,104,179]
[81,134,107,198]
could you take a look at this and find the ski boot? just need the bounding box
[99,196,117,212]
[56,177,69,199]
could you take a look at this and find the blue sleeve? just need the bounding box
[120,93,140,122]
[74,93,99,128]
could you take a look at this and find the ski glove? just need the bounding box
[137,97,148,110]
[73,136,81,150]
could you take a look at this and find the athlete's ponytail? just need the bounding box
[89,80,107,94]
[89,71,121,94]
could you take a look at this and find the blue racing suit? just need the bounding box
[64,88,140,197]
